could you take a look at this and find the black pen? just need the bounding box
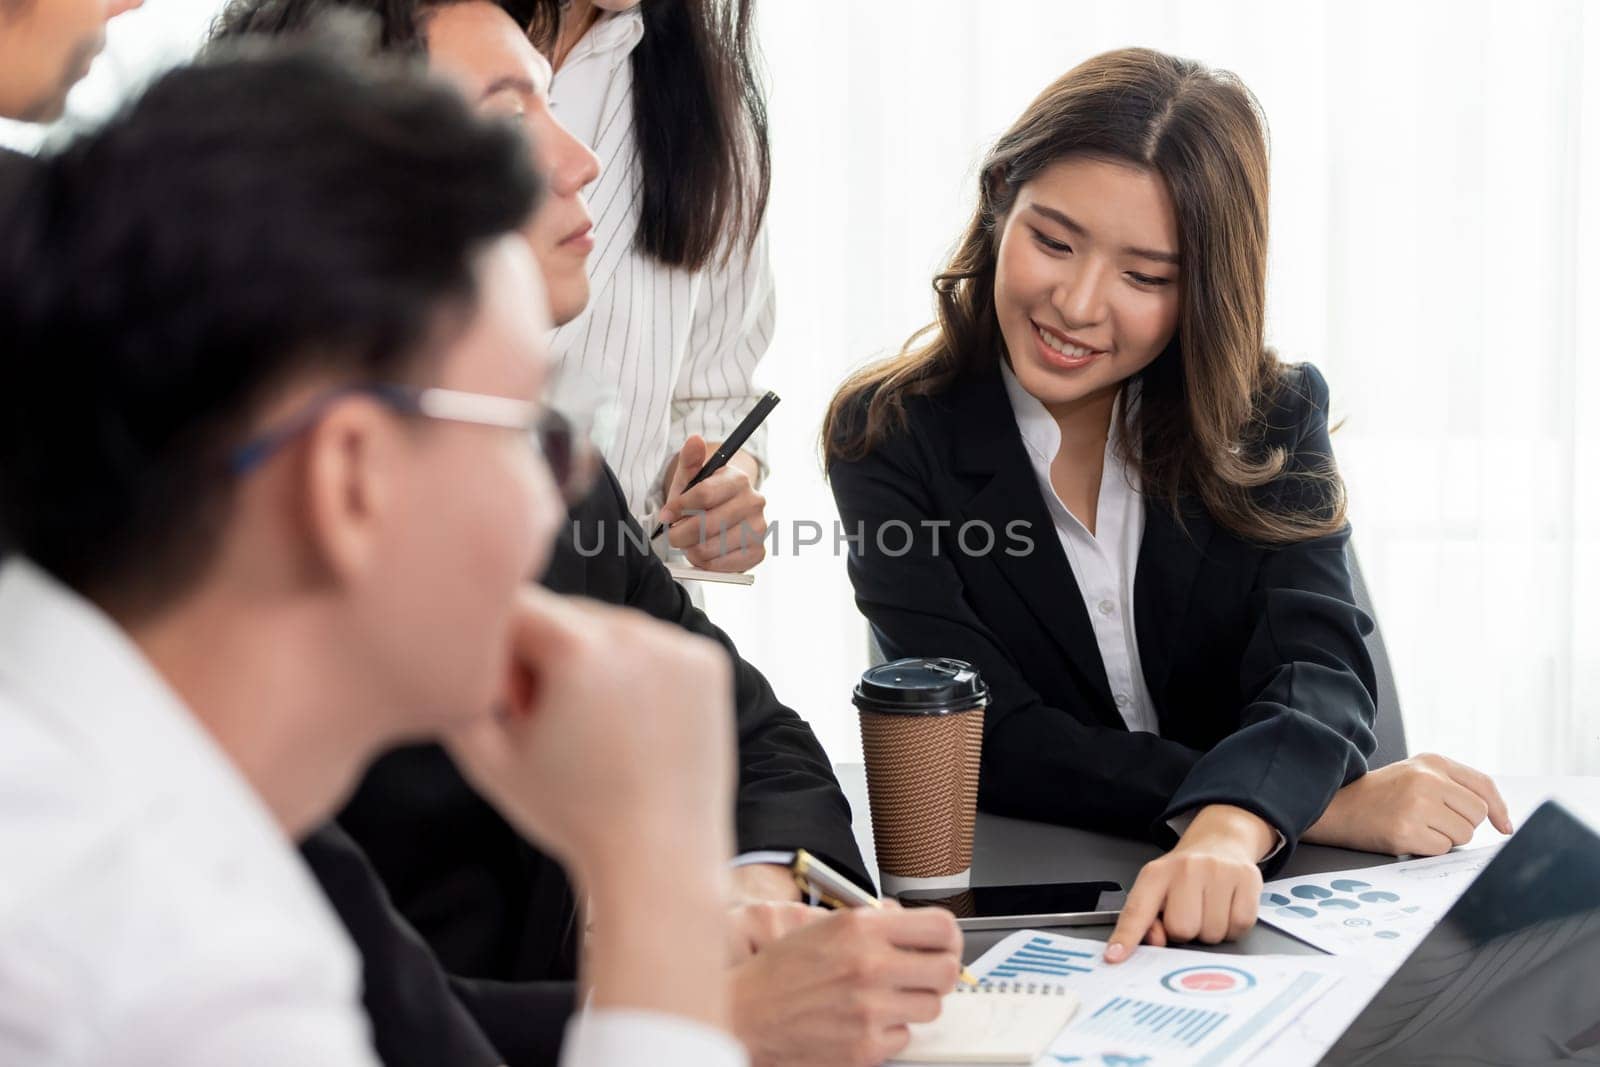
[650,390,780,540]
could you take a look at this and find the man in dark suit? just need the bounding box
[2,0,136,546]
[308,461,960,1067]
[340,459,870,974]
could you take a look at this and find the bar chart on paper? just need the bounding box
[1077,997,1230,1050]
[963,931,1345,1066]
[985,936,1099,981]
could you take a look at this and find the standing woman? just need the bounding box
[513,0,771,573]
[825,48,1511,957]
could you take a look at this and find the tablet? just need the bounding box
[897,880,1126,931]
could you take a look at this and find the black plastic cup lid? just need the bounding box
[853,657,989,715]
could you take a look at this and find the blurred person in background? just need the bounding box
[0,0,143,122]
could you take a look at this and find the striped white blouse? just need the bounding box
[549,8,775,522]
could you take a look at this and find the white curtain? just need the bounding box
[708,0,1600,776]
[6,0,1595,776]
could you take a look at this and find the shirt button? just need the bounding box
[1115,693,1130,707]
[1098,599,1116,617]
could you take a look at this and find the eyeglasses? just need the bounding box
[229,382,601,505]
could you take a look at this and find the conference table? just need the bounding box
[834,764,1600,962]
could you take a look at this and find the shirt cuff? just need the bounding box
[731,850,795,868]
[561,1009,748,1067]
[1166,810,1286,864]
[731,850,824,906]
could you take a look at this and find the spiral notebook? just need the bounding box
[893,981,1080,1064]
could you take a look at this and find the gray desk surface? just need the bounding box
[834,763,1600,963]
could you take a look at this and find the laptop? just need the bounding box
[1322,799,1600,1064]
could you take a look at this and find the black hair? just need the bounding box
[209,0,443,52]
[516,0,769,271]
[0,38,542,615]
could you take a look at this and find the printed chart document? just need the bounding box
[895,930,1345,1067]
[1249,957,1389,1065]
[1256,846,1501,962]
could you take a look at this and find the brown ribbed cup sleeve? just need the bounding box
[859,706,984,881]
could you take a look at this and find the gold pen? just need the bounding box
[789,849,978,986]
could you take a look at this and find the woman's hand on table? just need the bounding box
[1105,804,1274,962]
[1302,753,1513,856]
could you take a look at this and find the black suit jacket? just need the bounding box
[828,361,1377,870]
[327,464,867,1060]
[301,823,570,1067]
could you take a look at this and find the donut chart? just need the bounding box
[1259,848,1502,959]
[1279,880,1405,914]
[1160,964,1258,997]
[1269,875,1413,947]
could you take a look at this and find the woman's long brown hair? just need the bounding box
[822,47,1344,545]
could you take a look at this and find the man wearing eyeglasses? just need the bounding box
[209,2,966,1065]
[0,42,751,1066]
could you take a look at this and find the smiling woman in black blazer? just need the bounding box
[826,47,1510,960]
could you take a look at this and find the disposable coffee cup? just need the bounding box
[854,657,988,897]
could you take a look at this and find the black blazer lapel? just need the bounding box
[1134,496,1215,700]
[949,369,1119,720]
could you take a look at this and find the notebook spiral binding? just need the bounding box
[958,980,1070,995]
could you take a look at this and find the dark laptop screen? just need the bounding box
[1324,800,1600,1065]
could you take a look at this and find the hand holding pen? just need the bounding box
[724,850,970,1064]
[654,391,779,574]
[791,849,979,986]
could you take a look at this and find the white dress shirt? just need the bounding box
[0,559,748,1067]
[0,559,378,1067]
[999,361,1158,735]
[550,7,775,522]
[563,1011,747,1066]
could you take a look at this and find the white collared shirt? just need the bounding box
[550,7,775,522]
[0,559,379,1066]
[0,560,748,1067]
[999,362,1159,735]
